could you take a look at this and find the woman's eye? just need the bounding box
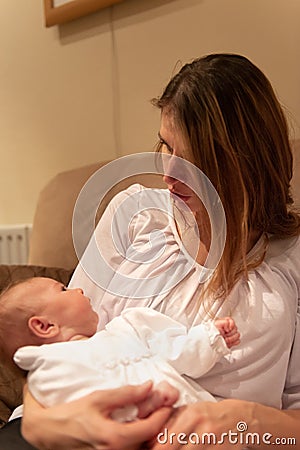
[160,140,173,154]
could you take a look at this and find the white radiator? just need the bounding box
[0,224,32,265]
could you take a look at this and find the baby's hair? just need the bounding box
[0,277,37,363]
[0,277,32,326]
[0,277,34,298]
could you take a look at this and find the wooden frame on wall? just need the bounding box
[43,0,124,27]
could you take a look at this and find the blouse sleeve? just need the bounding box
[69,184,153,327]
[69,184,192,328]
[282,297,300,409]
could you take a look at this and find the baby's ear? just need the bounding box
[28,316,59,339]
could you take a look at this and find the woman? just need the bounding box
[13,54,300,449]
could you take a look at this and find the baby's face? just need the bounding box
[25,278,99,337]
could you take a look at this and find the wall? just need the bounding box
[0,0,299,224]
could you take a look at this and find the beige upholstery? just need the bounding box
[29,140,300,270]
[292,139,300,207]
[28,163,165,269]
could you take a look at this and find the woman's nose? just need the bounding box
[163,155,180,186]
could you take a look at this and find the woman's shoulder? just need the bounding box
[227,235,300,330]
[110,183,145,203]
[265,234,300,266]
[235,234,300,305]
[110,183,167,202]
[262,234,300,295]
[108,183,170,212]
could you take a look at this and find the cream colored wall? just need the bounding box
[0,0,299,224]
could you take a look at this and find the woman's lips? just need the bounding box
[170,190,192,202]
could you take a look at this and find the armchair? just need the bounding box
[0,140,299,426]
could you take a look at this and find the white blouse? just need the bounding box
[69,184,300,410]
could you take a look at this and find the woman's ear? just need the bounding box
[28,316,59,339]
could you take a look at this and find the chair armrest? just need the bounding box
[0,264,74,427]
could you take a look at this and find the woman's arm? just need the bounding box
[151,399,299,450]
[22,382,173,450]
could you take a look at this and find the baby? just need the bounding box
[0,277,240,421]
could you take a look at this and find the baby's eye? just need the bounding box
[61,285,68,291]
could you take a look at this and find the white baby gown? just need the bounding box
[14,307,229,420]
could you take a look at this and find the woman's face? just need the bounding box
[159,111,204,216]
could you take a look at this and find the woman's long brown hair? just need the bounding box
[153,54,300,305]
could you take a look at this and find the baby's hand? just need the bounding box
[214,317,240,349]
[111,381,178,423]
[137,381,179,418]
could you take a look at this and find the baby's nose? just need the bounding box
[75,287,84,294]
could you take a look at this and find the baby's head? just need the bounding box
[0,277,99,360]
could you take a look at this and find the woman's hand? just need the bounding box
[22,382,173,450]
